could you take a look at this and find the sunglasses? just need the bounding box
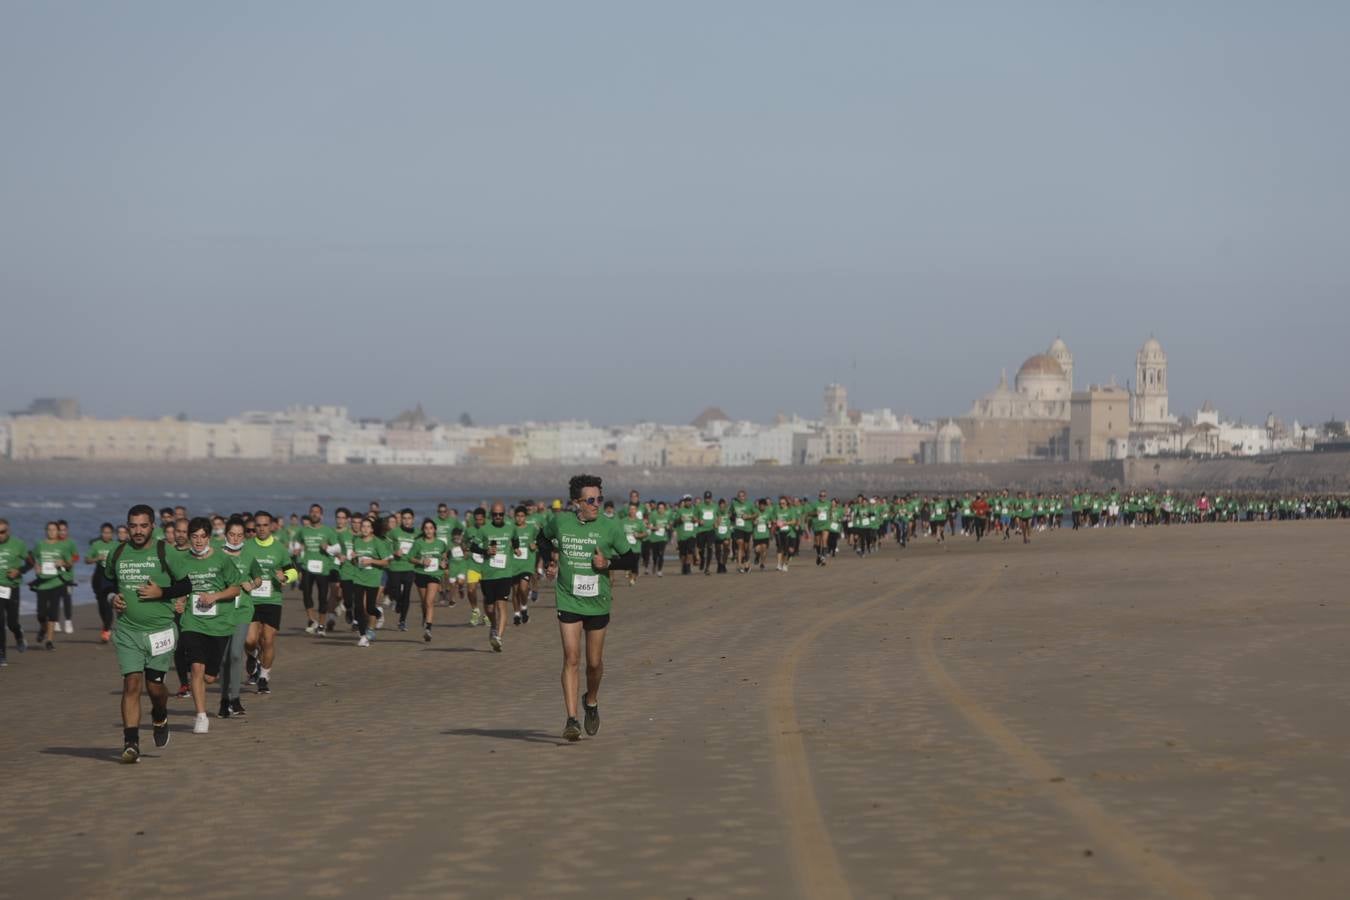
[579,496,603,506]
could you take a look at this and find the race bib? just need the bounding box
[250,580,273,599]
[701,510,713,521]
[40,561,58,576]
[683,522,694,532]
[451,547,465,559]
[358,557,372,569]
[572,574,599,597]
[489,553,507,569]
[148,627,176,656]
[779,525,790,532]
[735,517,745,527]
[0,585,10,600]
[306,559,324,573]
[471,552,484,564]
[192,594,217,617]
[717,525,728,535]
[424,557,440,572]
[514,547,529,559]
[626,534,638,545]
[654,528,666,537]
[817,510,827,521]
[326,544,342,556]
[399,540,413,555]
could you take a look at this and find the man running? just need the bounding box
[242,511,299,695]
[177,517,243,734]
[0,520,31,665]
[471,503,517,651]
[104,504,194,762]
[542,474,638,741]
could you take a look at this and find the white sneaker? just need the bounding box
[304,621,318,635]
[374,610,385,630]
[193,713,209,734]
[334,602,346,618]
[63,620,74,634]
[357,635,370,648]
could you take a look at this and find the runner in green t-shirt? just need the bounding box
[178,517,244,734]
[643,502,671,577]
[240,511,300,696]
[0,521,32,662]
[351,516,391,647]
[772,497,798,572]
[673,496,700,575]
[694,491,718,574]
[104,504,194,763]
[55,520,79,635]
[411,518,448,642]
[469,504,517,651]
[730,490,756,573]
[511,505,542,620]
[806,490,831,566]
[386,509,419,632]
[88,523,119,643]
[542,474,638,741]
[32,523,74,649]
[713,499,733,574]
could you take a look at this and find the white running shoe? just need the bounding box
[304,621,318,635]
[334,602,346,618]
[374,610,385,630]
[357,635,370,647]
[193,713,209,734]
[63,620,74,634]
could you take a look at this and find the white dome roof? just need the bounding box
[1140,337,1164,355]
[937,421,964,440]
[1048,337,1069,355]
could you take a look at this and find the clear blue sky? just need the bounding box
[2,1,1346,426]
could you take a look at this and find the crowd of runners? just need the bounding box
[1,483,1346,758]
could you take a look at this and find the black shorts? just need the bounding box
[753,536,770,545]
[180,630,228,677]
[732,530,752,542]
[513,571,532,585]
[557,610,610,631]
[413,573,441,589]
[677,538,697,555]
[480,577,513,602]
[251,604,282,630]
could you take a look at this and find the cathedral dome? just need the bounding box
[1048,337,1069,355]
[1017,354,1064,378]
[1140,337,1165,357]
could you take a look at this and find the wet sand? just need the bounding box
[3,521,1347,899]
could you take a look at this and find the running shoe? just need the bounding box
[357,635,370,647]
[229,699,246,717]
[512,612,522,626]
[521,609,530,624]
[62,620,73,634]
[490,631,502,652]
[15,635,26,653]
[469,609,482,627]
[423,626,432,643]
[257,677,270,695]
[152,719,171,749]
[562,717,582,742]
[397,621,407,632]
[583,699,600,736]
[0,653,7,668]
[193,713,209,734]
[44,640,55,651]
[218,699,232,719]
[99,629,111,643]
[304,621,318,635]
[176,684,190,700]
[375,610,385,630]
[120,742,140,764]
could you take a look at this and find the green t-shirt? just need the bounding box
[674,507,699,539]
[619,515,647,551]
[238,537,296,606]
[713,511,732,539]
[753,510,772,537]
[33,539,72,591]
[0,537,31,591]
[694,501,718,533]
[103,540,188,633]
[434,516,462,545]
[511,521,541,577]
[730,500,756,532]
[542,511,631,616]
[386,528,418,573]
[806,500,831,530]
[930,501,948,522]
[297,524,341,577]
[87,539,118,574]
[57,538,79,585]
[410,536,449,576]
[643,511,671,544]
[334,527,357,581]
[350,536,390,589]
[472,522,517,581]
[178,551,244,637]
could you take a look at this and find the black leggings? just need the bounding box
[385,571,414,622]
[36,588,62,625]
[1,594,21,651]
[696,531,715,570]
[93,572,115,629]
[300,571,334,613]
[647,543,666,573]
[347,583,380,625]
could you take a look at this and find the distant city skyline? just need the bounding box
[3,3,1347,426]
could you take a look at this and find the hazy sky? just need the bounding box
[3,1,1347,427]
